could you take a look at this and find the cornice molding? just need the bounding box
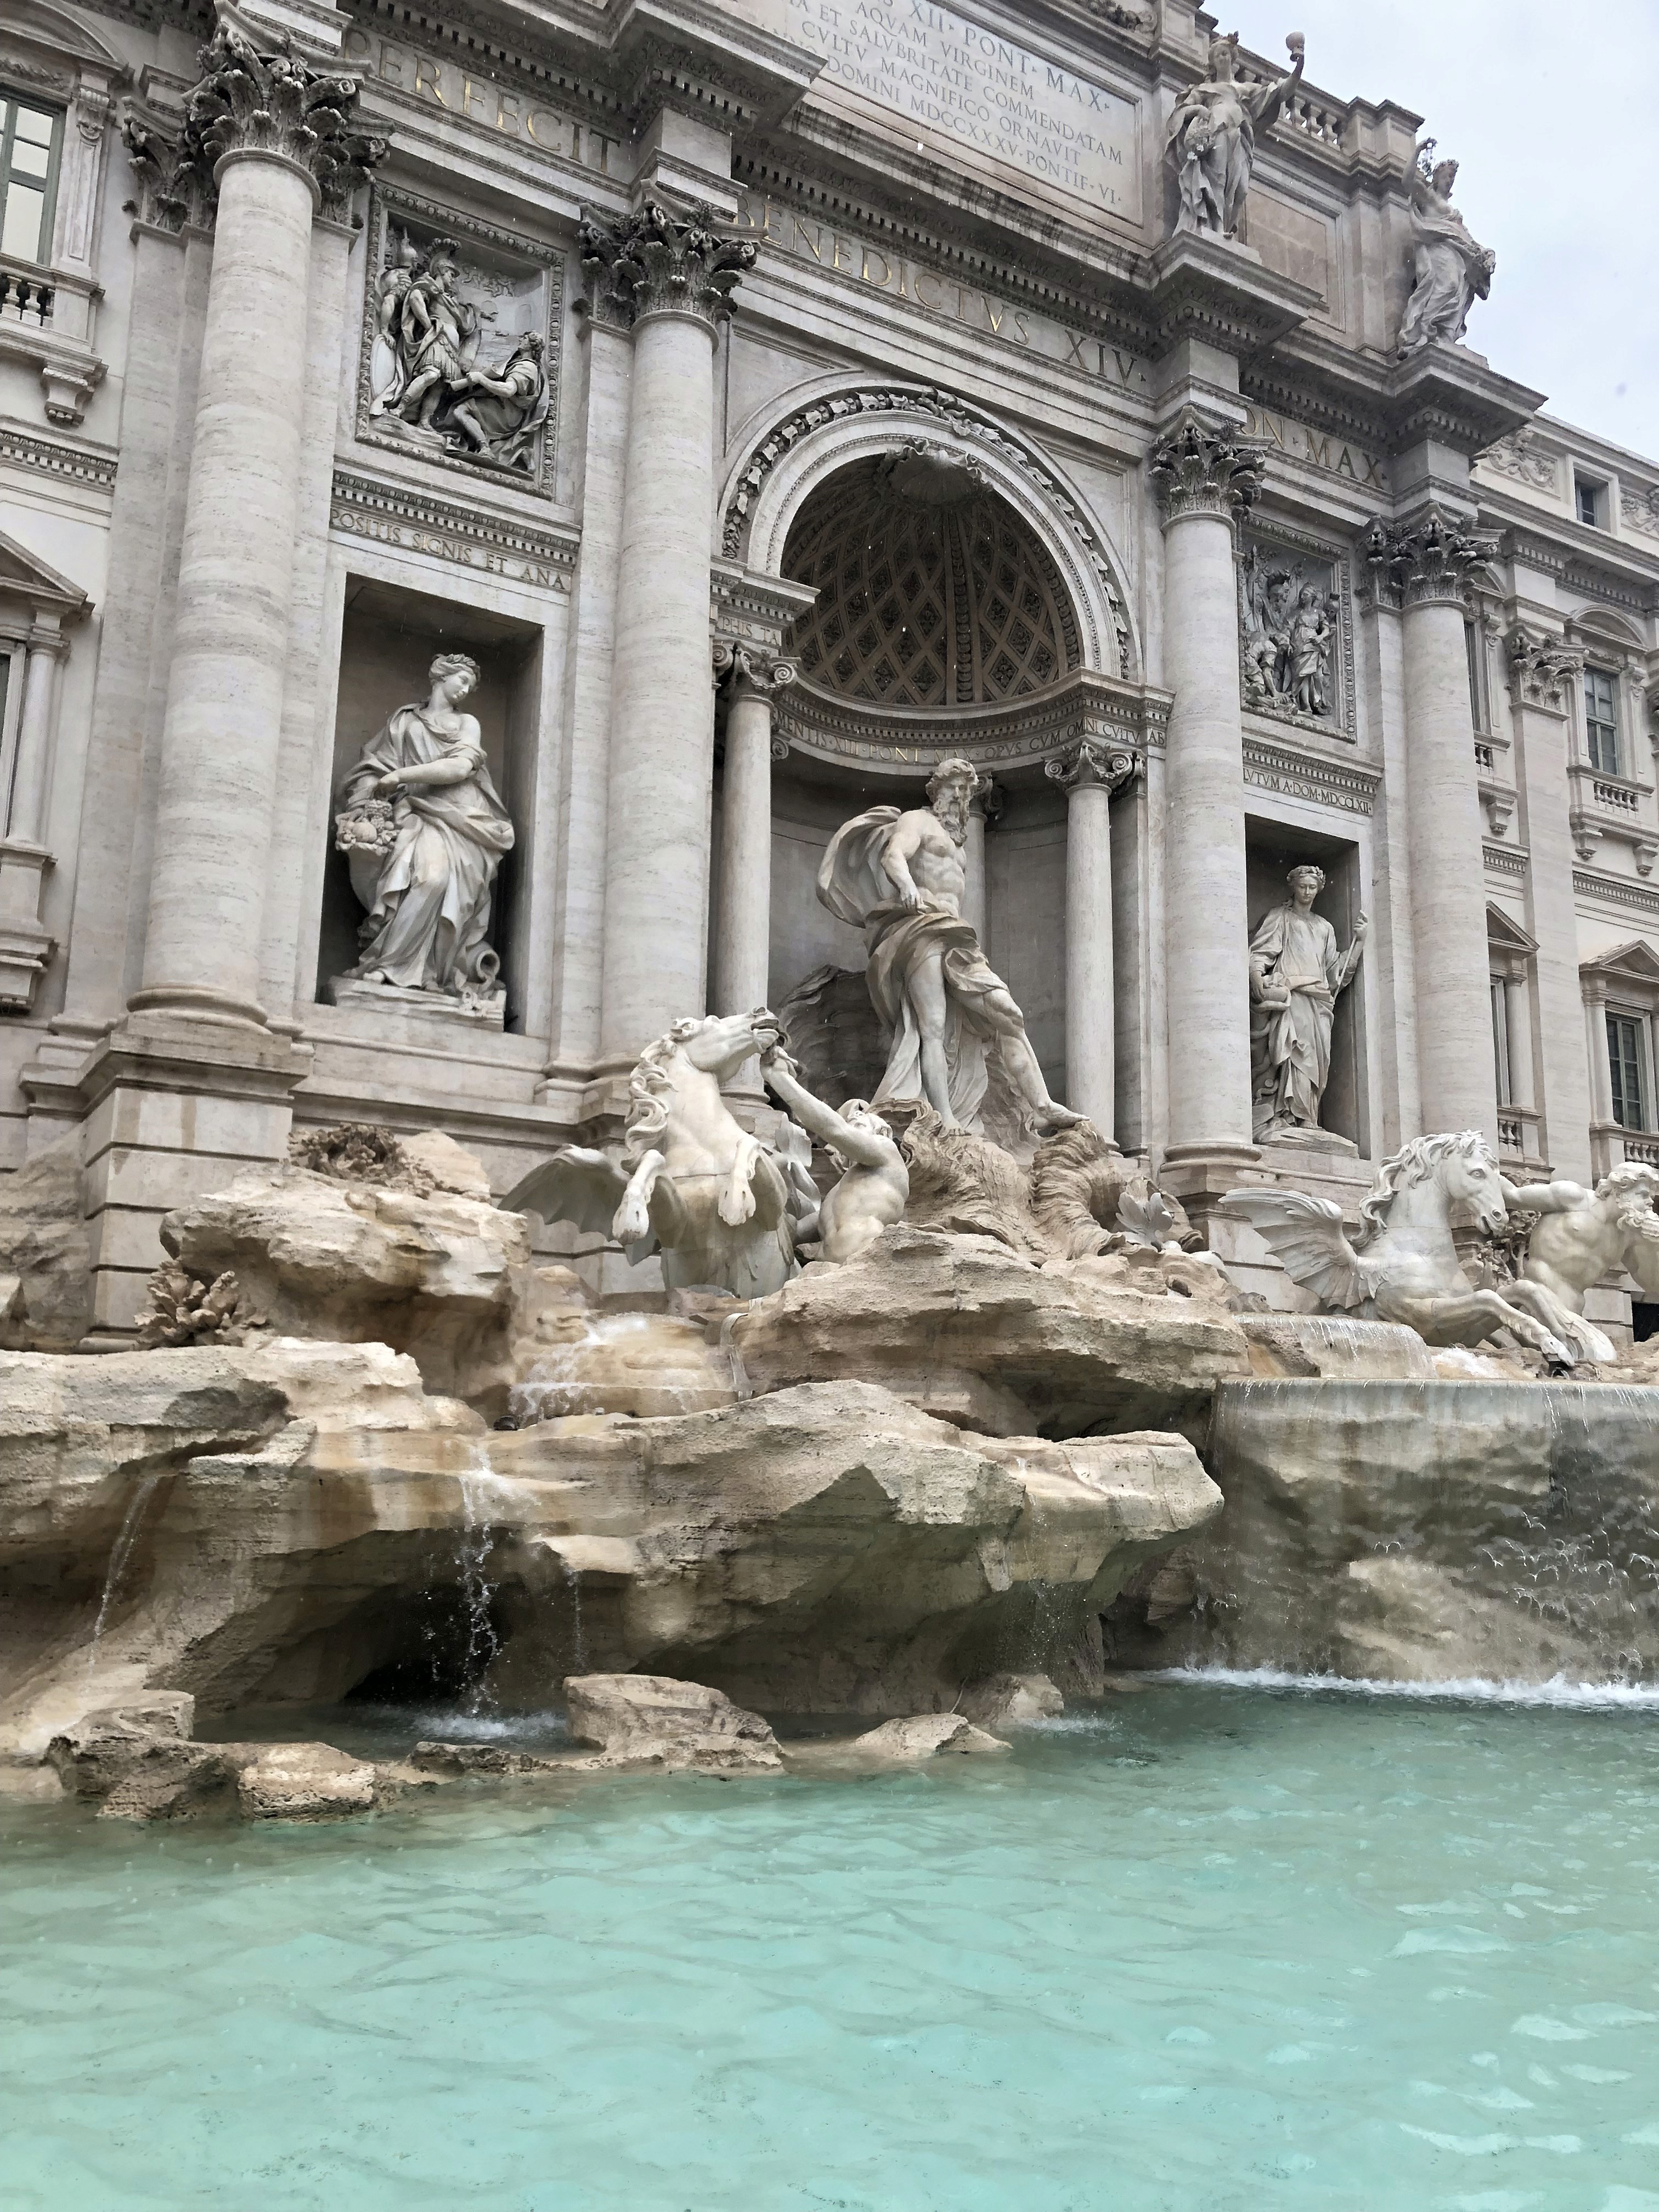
[329,466,577,586]
[1241,733,1380,817]
[0,421,117,490]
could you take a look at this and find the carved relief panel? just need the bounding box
[1237,526,1355,741]
[356,188,563,496]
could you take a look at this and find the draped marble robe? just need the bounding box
[337,702,514,996]
[1248,899,1353,1139]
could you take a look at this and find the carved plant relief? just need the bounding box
[1237,534,1351,735]
[357,191,562,493]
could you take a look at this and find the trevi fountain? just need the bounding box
[1,0,1657,2206]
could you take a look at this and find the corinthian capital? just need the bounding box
[713,641,798,701]
[1505,624,1583,713]
[1149,410,1266,526]
[1362,506,1498,610]
[1045,740,1137,794]
[579,202,757,332]
[177,26,388,220]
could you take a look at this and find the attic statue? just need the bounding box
[817,758,1081,1140]
[1398,144,1496,353]
[1165,32,1306,240]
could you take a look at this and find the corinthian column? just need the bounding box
[1366,510,1499,1141]
[590,205,756,1061]
[131,27,385,1028]
[1150,411,1265,1184]
[1047,740,1135,1139]
[713,644,794,1021]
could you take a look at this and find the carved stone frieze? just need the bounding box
[1149,410,1266,526]
[1481,428,1557,494]
[1621,483,1659,543]
[1240,735,1379,817]
[1362,506,1498,610]
[175,26,389,222]
[1237,528,1354,738]
[578,202,755,332]
[1505,624,1583,714]
[1045,740,1136,795]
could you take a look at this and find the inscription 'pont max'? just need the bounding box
[782,0,1141,219]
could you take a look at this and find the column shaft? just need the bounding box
[1401,595,1499,1139]
[1065,777,1115,1135]
[715,687,776,1017]
[599,310,718,1056]
[1162,506,1255,1158]
[7,636,62,845]
[134,151,318,1026]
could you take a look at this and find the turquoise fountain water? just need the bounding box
[5,1680,1658,2212]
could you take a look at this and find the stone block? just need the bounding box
[236,1743,379,1821]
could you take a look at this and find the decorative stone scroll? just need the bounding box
[1044,740,1135,797]
[578,202,756,331]
[1362,507,1498,610]
[356,190,563,495]
[1149,410,1267,525]
[1481,429,1557,494]
[1505,625,1583,714]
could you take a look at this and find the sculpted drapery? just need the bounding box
[1248,867,1366,1141]
[335,653,514,1003]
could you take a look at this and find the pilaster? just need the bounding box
[1046,740,1135,1141]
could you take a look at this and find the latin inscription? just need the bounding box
[341,27,628,178]
[737,192,1148,393]
[332,502,568,592]
[778,0,1139,221]
[1244,405,1386,490]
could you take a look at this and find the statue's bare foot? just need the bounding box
[1035,1103,1087,1136]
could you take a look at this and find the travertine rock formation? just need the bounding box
[1114,1378,1659,1683]
[727,1225,1248,1438]
[157,1129,532,1412]
[848,1713,1010,1761]
[565,1674,784,1773]
[0,1345,1221,1759]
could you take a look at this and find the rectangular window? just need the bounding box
[0,92,63,266]
[1576,477,1605,528]
[1607,1013,1647,1132]
[1491,978,1512,1107]
[1584,668,1620,776]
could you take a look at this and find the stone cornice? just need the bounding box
[0,420,117,492]
[1575,868,1659,919]
[1141,235,1322,363]
[329,466,578,586]
[1240,734,1381,817]
[774,668,1167,777]
[710,561,817,653]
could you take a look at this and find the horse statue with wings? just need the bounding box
[506,1009,812,1299]
[1220,1129,1606,1368]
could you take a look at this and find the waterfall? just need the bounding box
[83,1472,164,1684]
[455,1444,501,1713]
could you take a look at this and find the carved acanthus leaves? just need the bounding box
[580,202,757,331]
[120,111,210,233]
[172,27,387,223]
[713,641,798,704]
[1505,624,1583,714]
[1045,740,1136,795]
[1149,411,1266,526]
[1362,506,1498,610]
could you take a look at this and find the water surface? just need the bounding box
[5,1681,1657,2211]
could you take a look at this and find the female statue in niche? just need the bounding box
[1248,864,1367,1142]
[334,653,515,1011]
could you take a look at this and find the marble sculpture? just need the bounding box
[817,759,1082,1139]
[368,229,549,470]
[1238,546,1339,718]
[1221,1131,1601,1368]
[1248,866,1367,1143]
[758,1043,910,1266]
[334,653,514,1012]
[1398,145,1496,353]
[1164,31,1306,241]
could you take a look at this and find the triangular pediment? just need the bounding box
[1582,938,1659,992]
[1486,903,1538,957]
[0,529,87,615]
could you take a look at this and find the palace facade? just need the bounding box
[2,0,1657,1335]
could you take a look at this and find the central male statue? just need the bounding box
[816,758,1080,1137]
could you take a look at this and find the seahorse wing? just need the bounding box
[505,1147,634,1240]
[1218,1188,1372,1310]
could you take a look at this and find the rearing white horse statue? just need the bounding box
[507,1011,805,1298]
[1221,1130,1590,1367]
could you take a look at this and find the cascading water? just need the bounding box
[455,1447,501,1714]
[83,1471,165,1684]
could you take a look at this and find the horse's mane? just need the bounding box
[624,1017,710,1156]
[1354,1128,1494,1249]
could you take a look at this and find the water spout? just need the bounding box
[84,1472,164,1683]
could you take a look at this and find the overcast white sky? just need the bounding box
[1221,0,1659,458]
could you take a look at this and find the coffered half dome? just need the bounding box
[780,445,1083,710]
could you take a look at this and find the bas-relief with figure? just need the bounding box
[331,653,514,1022]
[368,228,549,470]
